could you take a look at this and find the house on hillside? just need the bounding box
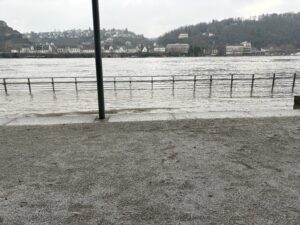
[178,33,189,39]
[202,32,215,37]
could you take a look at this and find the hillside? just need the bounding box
[157,13,300,55]
[25,28,152,49]
[0,21,30,52]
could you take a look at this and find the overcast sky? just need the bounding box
[0,0,299,37]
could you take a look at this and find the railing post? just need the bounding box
[194,75,197,91]
[251,74,255,96]
[230,74,234,96]
[3,78,8,95]
[27,78,32,95]
[172,76,175,96]
[172,76,175,89]
[292,73,296,93]
[271,73,276,93]
[129,77,132,90]
[209,75,213,97]
[75,77,78,93]
[114,77,116,91]
[151,76,154,90]
[51,77,55,93]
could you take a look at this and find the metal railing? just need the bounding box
[0,73,299,97]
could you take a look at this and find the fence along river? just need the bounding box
[0,57,299,118]
[0,73,299,97]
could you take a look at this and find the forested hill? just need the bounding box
[157,13,300,52]
[0,21,30,52]
[25,28,152,49]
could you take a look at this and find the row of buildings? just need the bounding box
[13,42,191,55]
[14,41,266,56]
[5,26,297,56]
[17,43,95,54]
[225,41,288,56]
[14,29,267,56]
[13,31,191,55]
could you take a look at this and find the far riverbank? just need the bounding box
[0,52,293,59]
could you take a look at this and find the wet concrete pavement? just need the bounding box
[0,109,300,126]
[0,116,299,225]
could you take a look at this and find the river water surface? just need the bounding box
[0,56,299,118]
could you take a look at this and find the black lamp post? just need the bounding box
[92,0,105,119]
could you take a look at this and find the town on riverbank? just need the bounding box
[1,13,300,58]
[2,40,299,58]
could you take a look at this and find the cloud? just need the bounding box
[0,0,299,37]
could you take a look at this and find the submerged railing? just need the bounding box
[0,73,299,97]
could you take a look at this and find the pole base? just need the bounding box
[294,96,300,110]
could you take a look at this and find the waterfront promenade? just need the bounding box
[0,115,299,225]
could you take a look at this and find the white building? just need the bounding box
[166,44,190,54]
[202,32,215,37]
[142,47,148,53]
[57,48,66,54]
[20,48,29,53]
[226,41,252,56]
[20,46,35,54]
[226,46,244,56]
[241,41,252,54]
[67,47,81,54]
[115,47,126,53]
[154,47,166,53]
[36,44,53,54]
[178,33,189,39]
[108,46,114,53]
[127,49,138,54]
[241,41,251,48]
[106,38,114,44]
[211,49,219,56]
[82,49,95,54]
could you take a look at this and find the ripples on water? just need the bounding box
[0,56,299,118]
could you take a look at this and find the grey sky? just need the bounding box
[0,0,299,37]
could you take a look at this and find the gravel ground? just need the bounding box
[0,117,299,225]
